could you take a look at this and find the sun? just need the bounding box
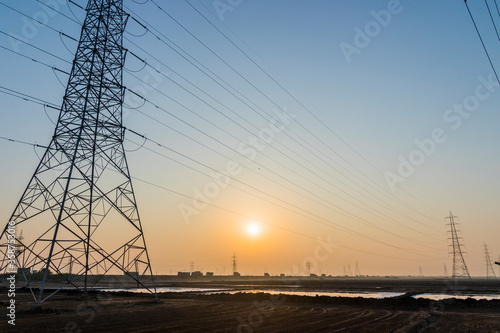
[246,223,261,236]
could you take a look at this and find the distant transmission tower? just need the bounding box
[498,256,500,277]
[347,263,353,276]
[446,212,471,279]
[0,0,156,304]
[443,263,448,278]
[484,243,496,278]
[355,261,361,276]
[232,253,237,275]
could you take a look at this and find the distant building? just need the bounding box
[191,271,203,278]
[205,272,214,277]
[233,272,240,276]
[264,272,270,277]
[177,272,190,278]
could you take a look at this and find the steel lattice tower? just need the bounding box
[232,253,237,275]
[484,243,496,278]
[0,0,156,304]
[446,212,471,279]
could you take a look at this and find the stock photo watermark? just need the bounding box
[5,220,17,326]
[7,0,67,52]
[385,74,499,192]
[339,0,409,64]
[179,106,296,224]
[212,0,244,21]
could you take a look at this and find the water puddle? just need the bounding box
[413,293,500,301]
[103,287,404,299]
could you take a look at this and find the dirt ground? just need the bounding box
[2,290,500,333]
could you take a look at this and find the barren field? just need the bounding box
[2,277,500,332]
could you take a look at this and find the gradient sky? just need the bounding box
[1,0,499,277]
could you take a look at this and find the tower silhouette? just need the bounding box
[0,0,156,304]
[347,263,353,276]
[232,253,237,275]
[354,261,361,276]
[484,243,496,278]
[446,212,471,279]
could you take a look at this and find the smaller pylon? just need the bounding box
[446,212,471,279]
[232,253,237,275]
[484,243,496,278]
[347,264,353,276]
[443,263,448,277]
[355,261,361,276]
[497,256,500,277]
[419,265,423,277]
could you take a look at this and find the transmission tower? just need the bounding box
[347,263,353,276]
[497,256,500,276]
[484,243,496,278]
[354,261,361,276]
[232,253,237,275]
[0,0,156,304]
[305,260,311,275]
[446,212,471,279]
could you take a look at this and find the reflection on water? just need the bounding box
[221,289,404,299]
[102,288,500,301]
[104,287,228,293]
[103,287,404,299]
[413,293,500,301]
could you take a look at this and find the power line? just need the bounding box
[0,128,444,260]
[0,34,442,245]
[0,85,59,110]
[125,87,444,248]
[0,2,77,42]
[185,0,443,219]
[0,30,72,64]
[124,64,440,238]
[123,6,441,231]
[36,0,80,25]
[0,2,447,262]
[127,126,442,249]
[465,0,500,83]
[484,0,500,41]
[0,45,70,75]
[1,2,446,244]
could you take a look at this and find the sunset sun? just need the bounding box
[246,223,261,236]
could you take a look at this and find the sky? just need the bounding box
[0,0,499,277]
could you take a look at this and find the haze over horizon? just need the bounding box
[1,0,499,277]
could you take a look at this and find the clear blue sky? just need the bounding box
[1,0,499,276]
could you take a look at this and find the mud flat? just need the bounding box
[2,285,500,332]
